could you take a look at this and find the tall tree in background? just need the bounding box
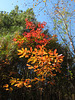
[0,5,36,35]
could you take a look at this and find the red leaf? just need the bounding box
[13,38,17,41]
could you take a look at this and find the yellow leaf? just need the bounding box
[10,79,16,85]
[28,66,34,69]
[17,50,23,54]
[25,48,27,52]
[27,85,31,88]
[34,48,37,52]
[43,51,47,55]
[52,68,55,70]
[35,4,37,6]
[17,78,19,81]
[27,58,32,63]
[31,58,37,64]
[48,62,51,64]
[14,84,18,87]
[24,82,27,86]
[14,82,23,88]
[43,0,46,2]
[28,56,35,62]
[11,82,15,85]
[22,48,24,52]
[19,53,26,58]
[54,59,57,62]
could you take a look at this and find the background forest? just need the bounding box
[0,0,75,100]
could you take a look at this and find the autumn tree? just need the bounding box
[17,0,75,99]
[4,19,63,93]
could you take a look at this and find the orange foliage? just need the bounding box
[9,19,64,89]
[17,45,64,87]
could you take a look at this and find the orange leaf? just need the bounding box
[34,69,37,72]
[3,84,9,88]
[34,65,38,69]
[26,64,31,66]
[25,55,29,58]
[54,49,57,55]
[48,51,53,55]
[6,88,9,91]
[30,47,32,52]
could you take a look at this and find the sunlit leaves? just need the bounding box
[18,48,30,58]
[10,77,17,85]
[10,77,31,88]
[14,19,51,48]
[10,19,64,89]
[18,44,64,85]
[3,84,9,88]
[3,84,13,91]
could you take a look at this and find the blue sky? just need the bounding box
[0,0,75,54]
[0,0,74,23]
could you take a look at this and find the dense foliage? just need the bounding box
[0,4,75,100]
